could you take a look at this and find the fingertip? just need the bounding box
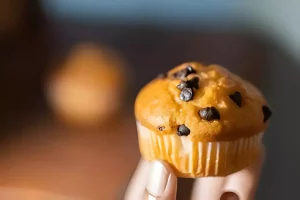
[162,168,177,199]
[154,160,176,176]
[146,161,170,197]
[124,158,150,200]
[146,160,177,200]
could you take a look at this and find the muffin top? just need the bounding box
[134,62,272,142]
[49,43,127,91]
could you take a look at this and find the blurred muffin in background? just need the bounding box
[46,42,128,127]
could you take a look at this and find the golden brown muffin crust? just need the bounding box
[135,62,271,142]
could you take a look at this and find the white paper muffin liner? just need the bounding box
[136,121,263,177]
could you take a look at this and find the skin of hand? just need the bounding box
[124,146,265,200]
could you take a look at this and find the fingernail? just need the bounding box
[146,161,170,197]
[220,192,239,200]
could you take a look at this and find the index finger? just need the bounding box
[124,159,178,200]
[124,159,150,200]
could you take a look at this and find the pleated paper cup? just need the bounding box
[136,121,263,178]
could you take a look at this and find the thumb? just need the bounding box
[144,160,177,200]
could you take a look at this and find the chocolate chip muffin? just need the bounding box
[135,62,272,178]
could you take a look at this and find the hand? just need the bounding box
[124,147,265,200]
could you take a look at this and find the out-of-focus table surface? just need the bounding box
[0,113,139,200]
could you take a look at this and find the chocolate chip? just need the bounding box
[158,126,165,131]
[171,66,197,79]
[199,107,221,121]
[177,77,200,90]
[157,73,167,79]
[177,81,189,90]
[229,92,242,107]
[187,66,196,74]
[180,88,193,101]
[262,105,272,122]
[188,77,199,89]
[177,124,190,136]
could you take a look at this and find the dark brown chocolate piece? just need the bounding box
[176,77,199,90]
[188,77,199,89]
[176,81,189,90]
[199,107,221,121]
[229,92,242,107]
[171,66,196,79]
[180,88,193,102]
[177,124,190,136]
[158,126,165,131]
[262,105,272,122]
[187,66,196,74]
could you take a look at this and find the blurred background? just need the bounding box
[0,0,298,199]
